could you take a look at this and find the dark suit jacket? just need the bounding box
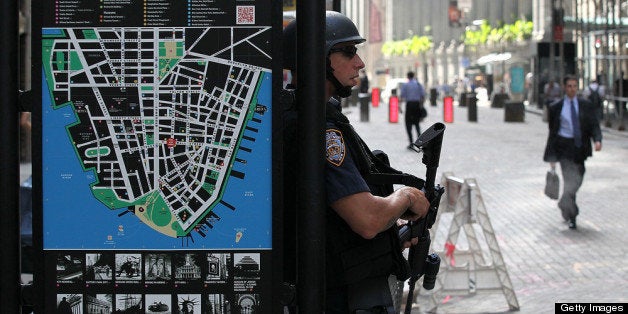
[543,97,602,162]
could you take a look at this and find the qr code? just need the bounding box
[236,6,255,25]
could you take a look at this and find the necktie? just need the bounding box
[570,100,582,147]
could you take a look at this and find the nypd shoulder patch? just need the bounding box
[326,128,346,166]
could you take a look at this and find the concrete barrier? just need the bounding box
[504,101,525,122]
[491,93,510,108]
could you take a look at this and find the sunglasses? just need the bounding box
[328,46,358,58]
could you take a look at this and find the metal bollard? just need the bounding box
[389,96,399,123]
[359,94,370,122]
[443,96,454,123]
[468,94,477,122]
[371,88,380,107]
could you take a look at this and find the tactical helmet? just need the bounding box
[283,11,365,98]
[324,11,365,97]
[325,11,366,55]
[283,11,365,70]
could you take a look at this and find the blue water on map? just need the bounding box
[43,72,273,250]
[42,29,63,36]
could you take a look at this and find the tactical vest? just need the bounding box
[324,101,413,288]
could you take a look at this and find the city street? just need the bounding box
[9,0,626,312]
[344,98,628,313]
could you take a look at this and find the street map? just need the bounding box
[42,27,272,248]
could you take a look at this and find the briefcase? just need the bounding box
[544,170,559,200]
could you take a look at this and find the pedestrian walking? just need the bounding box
[543,80,562,106]
[582,79,605,121]
[543,75,602,229]
[399,71,426,149]
[359,69,369,94]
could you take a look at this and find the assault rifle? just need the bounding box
[398,122,445,314]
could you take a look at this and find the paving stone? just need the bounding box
[343,101,628,313]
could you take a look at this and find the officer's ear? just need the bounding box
[326,56,334,72]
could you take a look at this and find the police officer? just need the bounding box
[283,11,430,313]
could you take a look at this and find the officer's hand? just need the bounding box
[401,238,419,249]
[399,187,429,221]
[397,220,419,249]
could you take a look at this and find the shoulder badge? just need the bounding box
[326,128,346,166]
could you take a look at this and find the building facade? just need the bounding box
[574,0,627,117]
[341,0,626,109]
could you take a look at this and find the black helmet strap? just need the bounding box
[326,57,353,98]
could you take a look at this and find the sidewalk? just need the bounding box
[344,100,628,313]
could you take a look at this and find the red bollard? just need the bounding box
[371,88,380,107]
[443,96,454,123]
[389,95,399,123]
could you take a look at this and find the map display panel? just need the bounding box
[42,11,272,249]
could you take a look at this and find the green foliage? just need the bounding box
[381,35,433,57]
[463,19,533,47]
[381,19,533,56]
[463,20,492,46]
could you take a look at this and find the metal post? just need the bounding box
[0,0,22,313]
[558,0,565,81]
[549,0,556,82]
[611,0,625,130]
[296,1,326,313]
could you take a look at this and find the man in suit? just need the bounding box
[543,75,602,229]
